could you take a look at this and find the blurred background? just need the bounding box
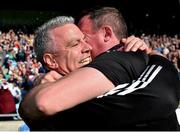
[0,0,180,35]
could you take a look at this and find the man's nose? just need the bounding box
[83,42,92,53]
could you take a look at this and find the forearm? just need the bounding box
[19,67,114,119]
[19,83,50,120]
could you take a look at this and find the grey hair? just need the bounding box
[33,16,75,65]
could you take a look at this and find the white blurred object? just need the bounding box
[163,47,169,55]
[176,108,180,125]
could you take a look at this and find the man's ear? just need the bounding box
[103,26,113,42]
[43,53,58,70]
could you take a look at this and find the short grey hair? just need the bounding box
[33,16,75,65]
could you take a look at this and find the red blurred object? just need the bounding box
[0,89,16,114]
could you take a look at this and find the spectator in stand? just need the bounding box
[0,80,16,120]
[141,34,180,73]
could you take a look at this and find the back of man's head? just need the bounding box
[78,7,128,40]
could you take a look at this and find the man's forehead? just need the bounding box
[51,25,83,47]
[51,24,80,38]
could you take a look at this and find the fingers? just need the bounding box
[130,40,146,52]
[122,35,139,51]
[50,70,63,80]
[122,35,149,52]
[33,73,45,87]
[138,44,149,52]
[41,70,63,84]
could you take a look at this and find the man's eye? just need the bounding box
[71,43,78,47]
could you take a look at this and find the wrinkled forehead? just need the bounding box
[51,24,84,46]
[63,24,84,37]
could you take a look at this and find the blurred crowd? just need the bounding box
[140,34,180,76]
[0,29,180,117]
[0,29,46,117]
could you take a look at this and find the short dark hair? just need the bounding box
[78,7,128,39]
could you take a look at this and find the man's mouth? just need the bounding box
[79,57,92,65]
